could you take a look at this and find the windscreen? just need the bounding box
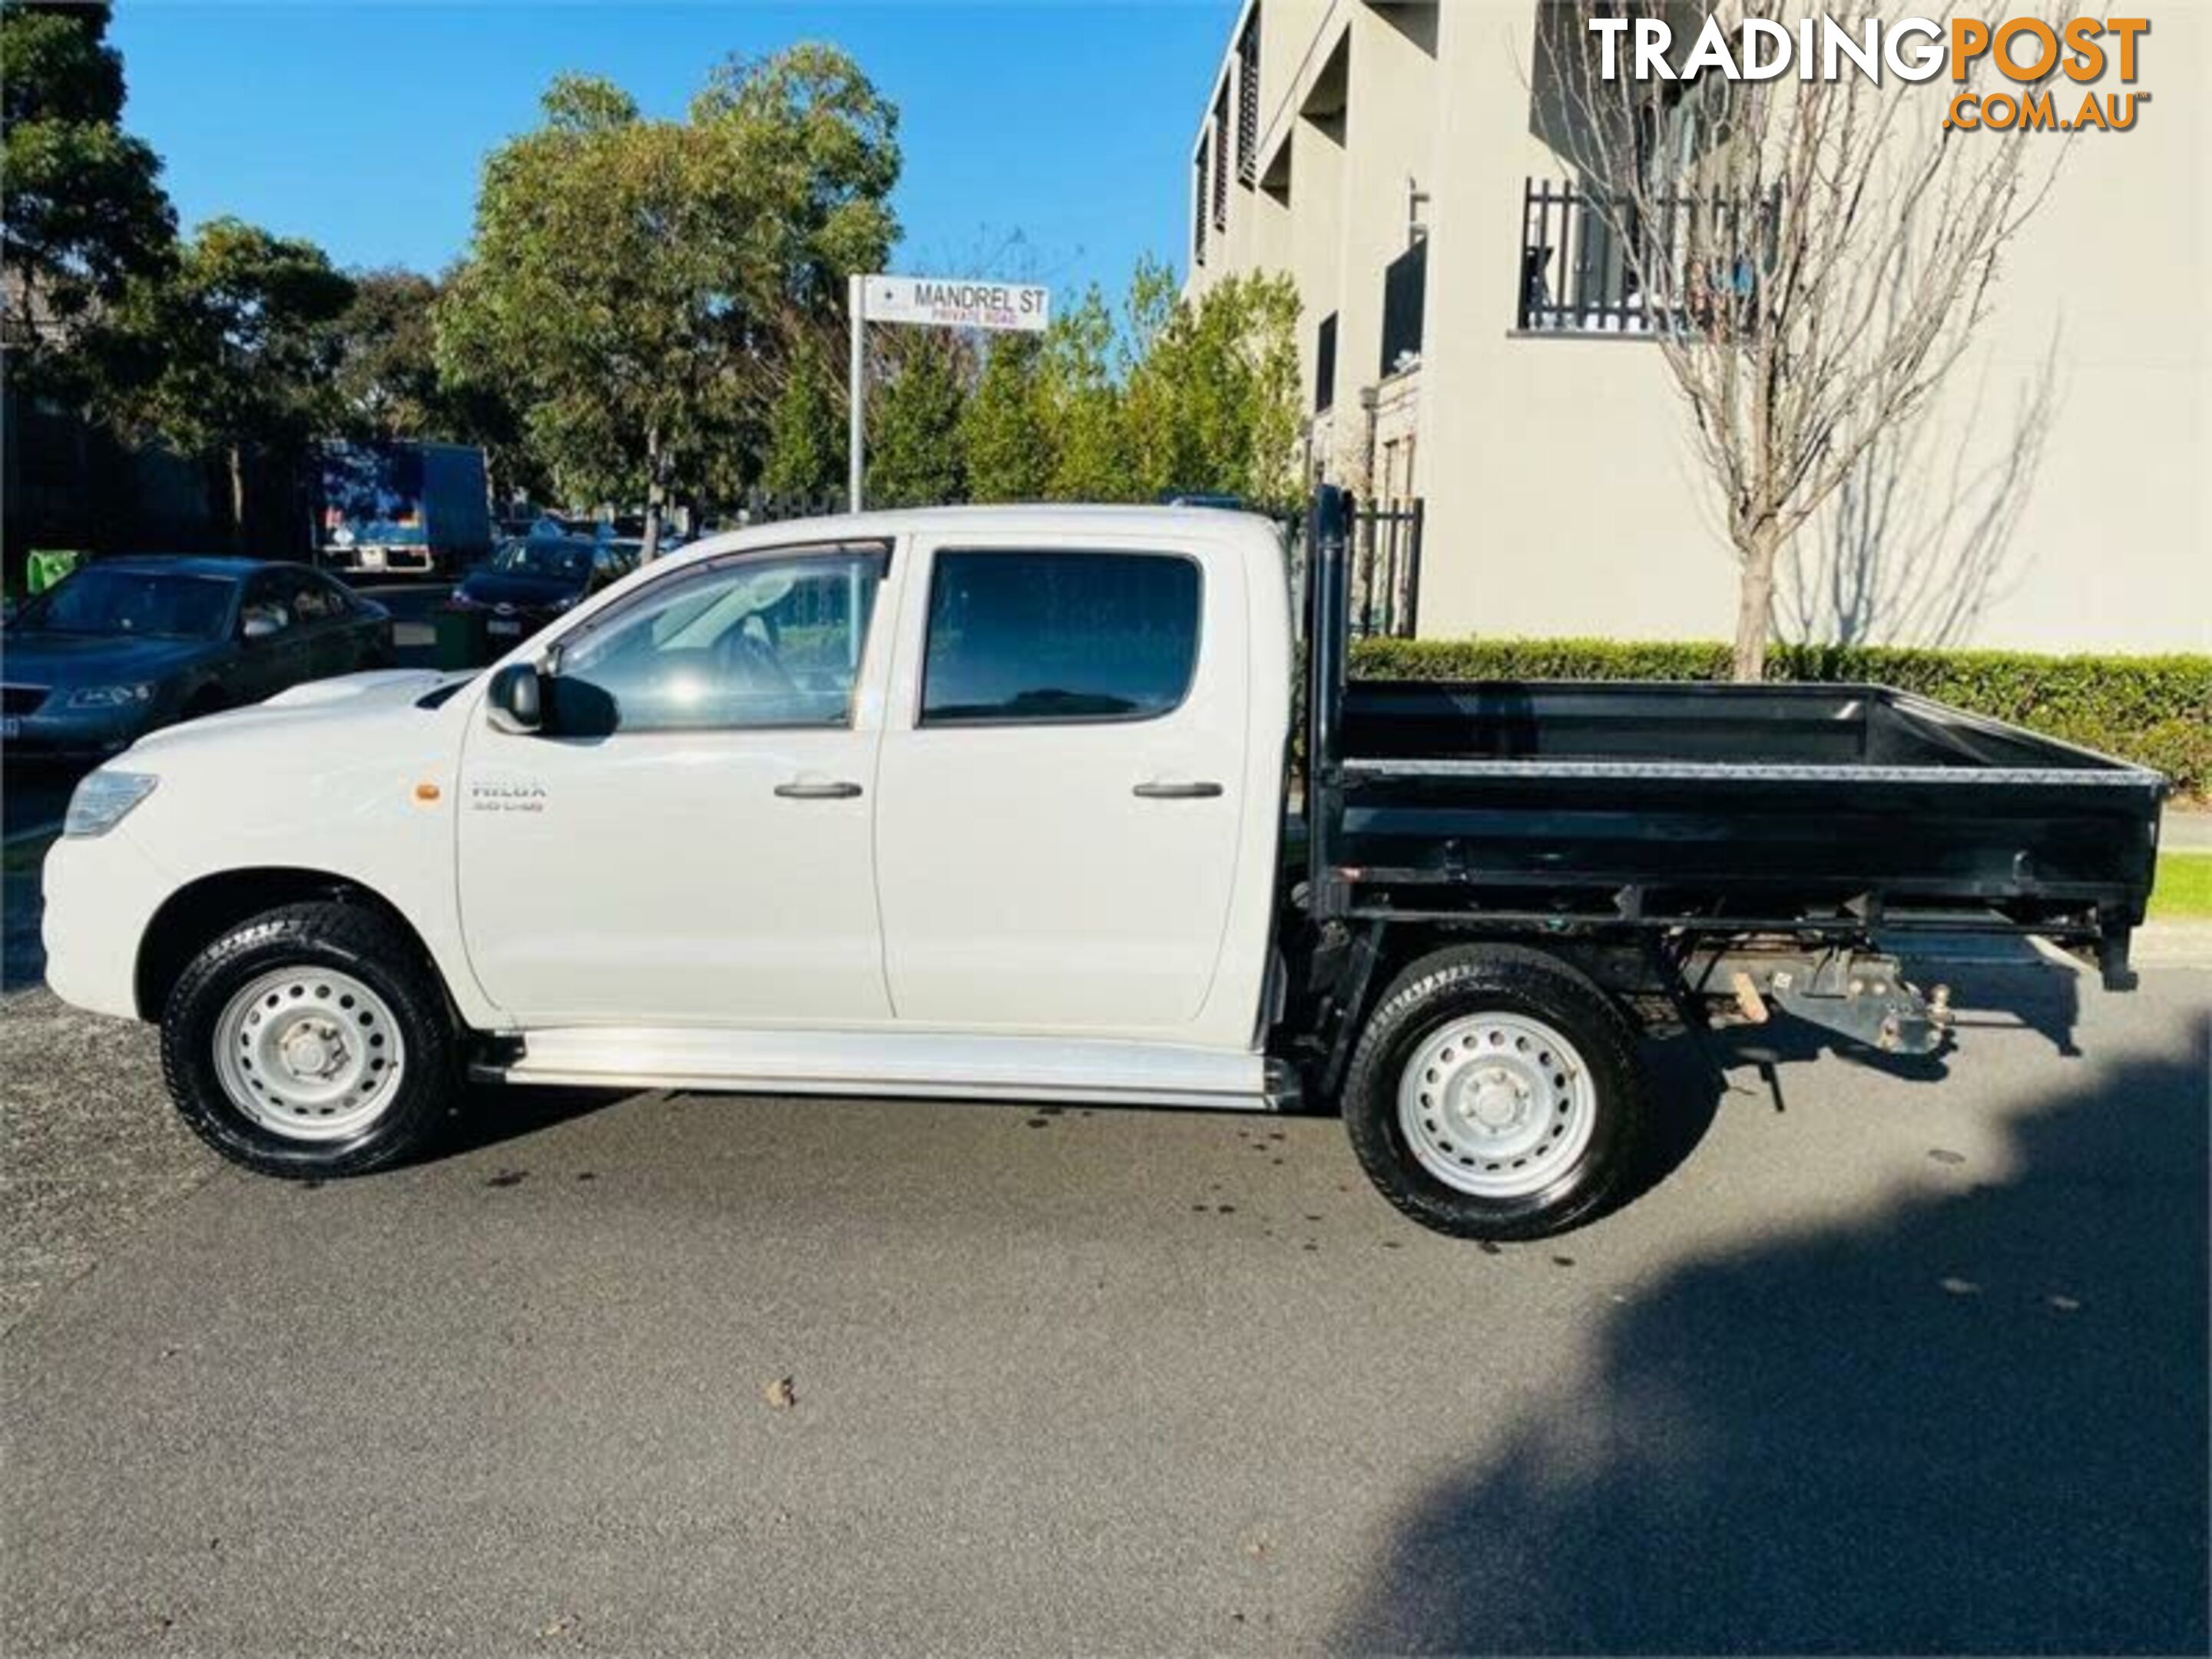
[492,539,595,581]
[16,569,233,640]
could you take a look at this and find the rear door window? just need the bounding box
[919,551,1200,726]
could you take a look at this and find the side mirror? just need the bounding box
[486,661,545,735]
[241,611,283,642]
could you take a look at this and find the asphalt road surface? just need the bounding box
[2,957,2204,1654]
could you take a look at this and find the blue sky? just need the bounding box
[108,1,1235,299]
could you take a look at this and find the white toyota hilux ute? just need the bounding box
[41,498,2164,1240]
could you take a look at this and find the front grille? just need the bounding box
[2,685,49,716]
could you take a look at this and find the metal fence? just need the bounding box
[1286,493,1424,643]
[1517,176,1781,337]
[1518,177,1656,335]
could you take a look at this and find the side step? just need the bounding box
[472,1025,1283,1112]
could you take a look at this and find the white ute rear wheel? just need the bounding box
[1342,945,1651,1240]
[1396,1012,1599,1200]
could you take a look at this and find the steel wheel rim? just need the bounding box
[212,966,406,1142]
[1396,1012,1597,1199]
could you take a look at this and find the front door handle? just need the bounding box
[1132,780,1224,800]
[774,780,863,800]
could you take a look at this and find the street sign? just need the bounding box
[860,275,1051,334]
[846,273,1055,510]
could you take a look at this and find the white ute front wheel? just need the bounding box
[211,966,409,1142]
[161,902,456,1178]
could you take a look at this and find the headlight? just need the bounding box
[65,684,155,710]
[64,770,159,839]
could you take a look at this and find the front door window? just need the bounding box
[548,551,884,736]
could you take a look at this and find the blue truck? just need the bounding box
[313,441,492,578]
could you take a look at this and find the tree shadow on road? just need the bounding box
[1335,1003,2207,1654]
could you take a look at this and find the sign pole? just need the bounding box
[847,272,865,513]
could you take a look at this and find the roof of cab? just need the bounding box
[666,502,1283,569]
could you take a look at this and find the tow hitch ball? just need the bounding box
[1765,954,1954,1056]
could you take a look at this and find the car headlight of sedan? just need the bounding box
[64,770,159,839]
[65,683,156,710]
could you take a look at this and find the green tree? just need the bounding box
[998,261,1301,510]
[760,332,845,501]
[439,48,899,556]
[866,333,966,507]
[1036,284,1131,501]
[1123,263,1302,509]
[106,217,355,541]
[329,267,444,439]
[1,0,176,396]
[960,333,1050,502]
[327,266,541,505]
[692,45,901,310]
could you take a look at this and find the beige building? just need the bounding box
[1186,0,2209,653]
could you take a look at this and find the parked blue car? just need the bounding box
[2,556,394,761]
[442,535,636,647]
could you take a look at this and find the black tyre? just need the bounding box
[160,902,458,1179]
[1341,944,1651,1240]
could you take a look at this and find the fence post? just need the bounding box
[1401,498,1424,639]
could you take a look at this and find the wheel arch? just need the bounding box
[135,867,442,1022]
[1374,933,1623,1009]
[1307,922,1658,1098]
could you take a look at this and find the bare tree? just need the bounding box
[1538,2,2065,677]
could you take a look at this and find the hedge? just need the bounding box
[1349,637,2212,799]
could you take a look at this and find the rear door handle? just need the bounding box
[1132,780,1224,800]
[774,780,863,800]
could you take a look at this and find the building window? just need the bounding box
[1235,12,1261,187]
[1211,86,1231,230]
[1193,146,1209,266]
[1379,239,1427,375]
[1315,312,1338,414]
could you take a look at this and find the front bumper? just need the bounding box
[41,826,174,1021]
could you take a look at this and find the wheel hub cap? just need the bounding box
[1397,1012,1598,1200]
[212,967,406,1143]
[1465,1075,1525,1131]
[280,1025,339,1078]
